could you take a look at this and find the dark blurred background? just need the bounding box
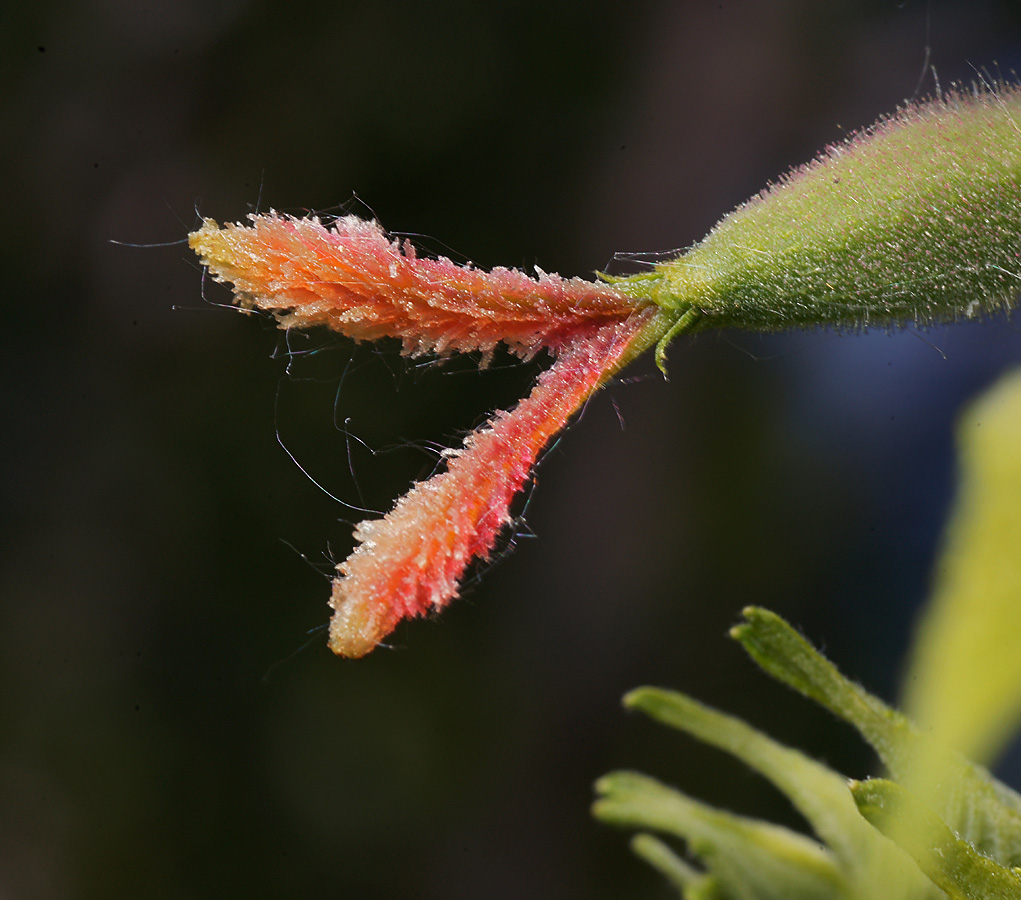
[5,1,1021,897]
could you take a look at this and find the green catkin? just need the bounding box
[644,86,1021,334]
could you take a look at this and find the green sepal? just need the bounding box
[851,778,1021,900]
[594,771,845,900]
[732,607,1021,867]
[629,833,721,898]
[622,88,1021,348]
[653,307,701,376]
[623,687,931,899]
[627,688,891,869]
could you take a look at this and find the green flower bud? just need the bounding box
[641,87,1021,338]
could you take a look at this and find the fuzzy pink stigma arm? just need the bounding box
[189,214,642,360]
[327,308,661,657]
